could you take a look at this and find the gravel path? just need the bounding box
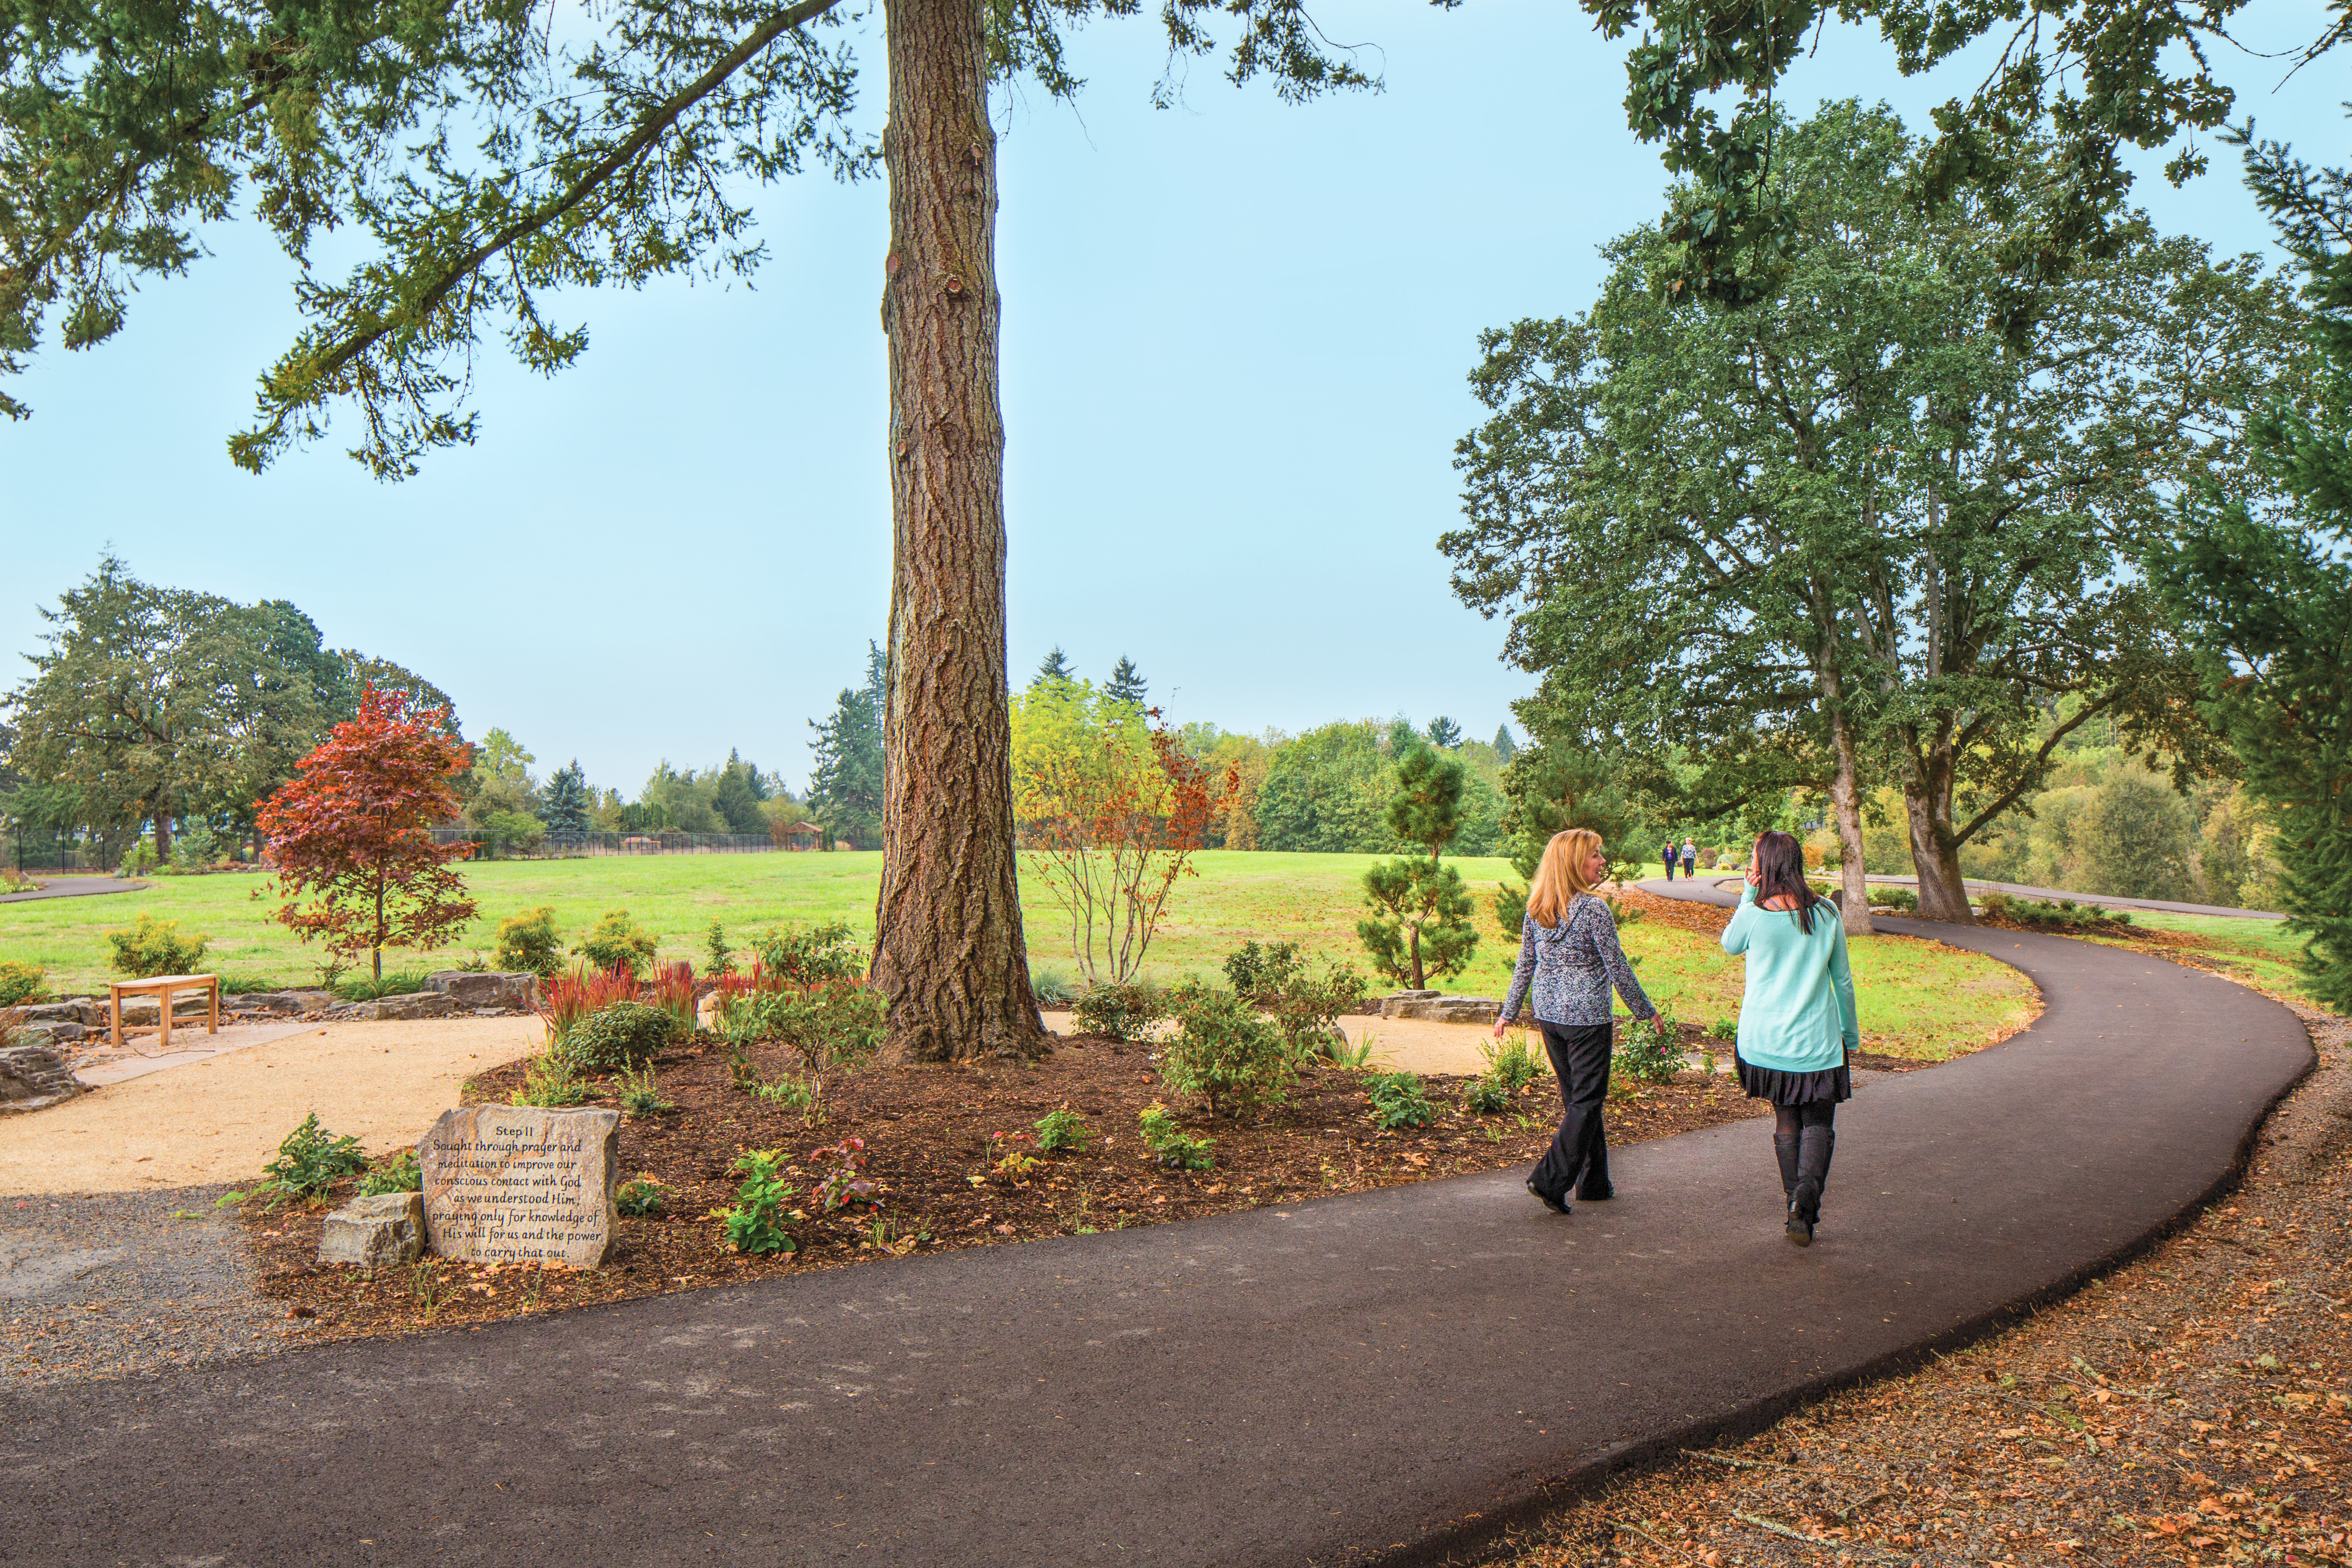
[1,1185,298,1388]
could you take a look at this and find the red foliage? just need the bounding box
[538,964,641,1043]
[256,687,477,981]
[649,960,697,1031]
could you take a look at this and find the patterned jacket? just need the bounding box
[1500,893,1656,1028]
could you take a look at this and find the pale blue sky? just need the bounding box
[1,0,2338,798]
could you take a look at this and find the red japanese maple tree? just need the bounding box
[257,686,477,982]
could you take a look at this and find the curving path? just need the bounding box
[0,890,2311,1567]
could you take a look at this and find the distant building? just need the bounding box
[780,821,824,852]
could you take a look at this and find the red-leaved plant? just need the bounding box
[648,960,697,1033]
[538,964,640,1046]
[256,687,477,982]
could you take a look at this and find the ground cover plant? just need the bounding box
[224,1020,1780,1340]
[0,857,2037,1057]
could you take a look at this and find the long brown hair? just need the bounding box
[1753,830,1824,934]
[1527,828,1603,927]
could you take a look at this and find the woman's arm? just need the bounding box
[1829,919,1860,1052]
[1585,899,1657,1020]
[1498,917,1539,1027]
[1720,883,1759,956]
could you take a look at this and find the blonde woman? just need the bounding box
[1491,828,1659,1214]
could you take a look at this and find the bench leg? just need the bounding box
[110,993,121,1049]
[160,996,172,1052]
[209,985,219,1036]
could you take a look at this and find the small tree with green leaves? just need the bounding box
[1358,742,1478,989]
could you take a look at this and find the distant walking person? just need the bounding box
[1680,838,1698,879]
[1662,837,1680,881]
[1722,830,1859,1246]
[1494,828,1659,1215]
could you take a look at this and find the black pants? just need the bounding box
[1531,1021,1613,1202]
[1663,857,1676,881]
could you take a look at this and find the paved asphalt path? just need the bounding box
[0,876,146,905]
[0,890,2311,1567]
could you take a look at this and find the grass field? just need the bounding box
[2092,911,2313,998]
[2,851,2032,1060]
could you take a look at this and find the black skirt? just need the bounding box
[1734,1053,1852,1105]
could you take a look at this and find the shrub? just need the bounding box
[713,1148,799,1255]
[705,920,735,977]
[538,963,640,1047]
[261,1113,369,1201]
[648,960,698,1035]
[358,1149,422,1195]
[753,921,865,985]
[494,906,565,976]
[1033,1105,1094,1154]
[1222,940,1370,1064]
[560,1000,675,1072]
[0,962,47,1007]
[615,1063,676,1118]
[1138,1103,1216,1171]
[723,979,886,1069]
[1478,1033,1548,1095]
[1708,1016,1738,1041]
[577,908,659,977]
[617,1177,667,1217]
[1072,980,1166,1042]
[1867,886,1919,912]
[1615,1013,1685,1085]
[105,913,209,978]
[810,1138,878,1212]
[1364,1070,1434,1129]
[753,1072,820,1111]
[518,1051,594,1107]
[1464,1078,1511,1114]
[1994,895,2135,929]
[1159,984,1292,1118]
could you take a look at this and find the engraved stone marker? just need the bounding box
[417,1105,620,1267]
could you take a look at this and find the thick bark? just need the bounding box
[152,798,173,865]
[1825,710,1875,938]
[1900,778,1975,922]
[871,0,1044,1061]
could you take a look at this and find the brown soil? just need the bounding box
[1486,994,2352,1568]
[230,1029,1767,1340]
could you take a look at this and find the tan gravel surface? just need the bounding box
[0,1016,543,1195]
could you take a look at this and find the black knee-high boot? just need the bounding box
[1772,1133,1800,1201]
[1791,1125,1835,1225]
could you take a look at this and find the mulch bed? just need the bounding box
[1487,993,2352,1568]
[231,1028,1768,1342]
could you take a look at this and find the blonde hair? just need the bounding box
[1526,828,1604,927]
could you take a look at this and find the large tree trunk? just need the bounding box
[1808,640,1875,937]
[1899,747,1975,923]
[151,797,174,865]
[871,0,1045,1062]
[1826,710,1875,938]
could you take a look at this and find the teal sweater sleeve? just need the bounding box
[1721,885,1860,1073]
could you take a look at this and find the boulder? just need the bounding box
[332,991,459,1022]
[317,1191,426,1269]
[225,991,312,1016]
[1381,994,1502,1025]
[14,1019,85,1045]
[424,971,539,1011]
[18,1000,102,1028]
[0,1042,86,1113]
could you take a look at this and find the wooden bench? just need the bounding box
[108,973,221,1050]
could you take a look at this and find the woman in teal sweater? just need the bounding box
[1720,829,1859,1246]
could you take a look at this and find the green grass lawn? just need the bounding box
[3,850,2030,1058]
[2086,911,2312,998]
